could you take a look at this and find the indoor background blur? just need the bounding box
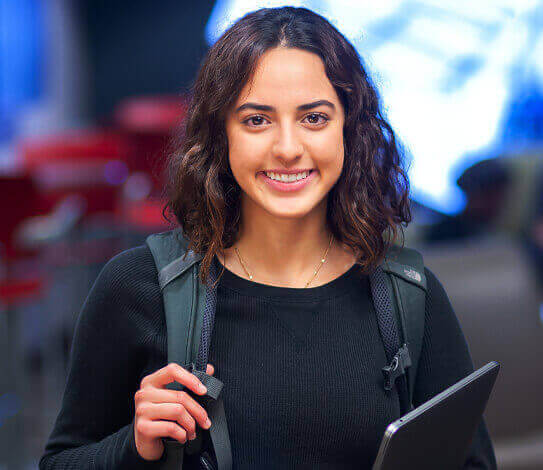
[0,1,542,469]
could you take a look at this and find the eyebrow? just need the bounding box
[235,99,336,114]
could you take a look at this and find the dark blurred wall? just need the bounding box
[74,0,216,121]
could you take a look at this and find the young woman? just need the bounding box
[40,6,497,469]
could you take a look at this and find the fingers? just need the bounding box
[134,362,217,459]
[135,387,211,430]
[140,363,207,395]
[144,402,197,437]
[136,418,190,445]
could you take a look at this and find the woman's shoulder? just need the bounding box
[422,265,447,299]
[72,244,164,351]
[103,243,156,274]
[92,243,161,301]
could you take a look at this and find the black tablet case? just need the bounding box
[373,361,500,470]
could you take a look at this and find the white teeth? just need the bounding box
[265,171,310,182]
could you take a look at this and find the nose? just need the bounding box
[272,126,304,166]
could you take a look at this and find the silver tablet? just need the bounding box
[373,361,500,470]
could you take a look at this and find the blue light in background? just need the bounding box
[0,0,45,135]
[204,0,543,215]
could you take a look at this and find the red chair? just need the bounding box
[18,130,131,215]
[0,174,42,263]
[0,175,46,300]
[113,95,189,196]
[0,175,45,424]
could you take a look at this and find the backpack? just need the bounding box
[145,228,427,470]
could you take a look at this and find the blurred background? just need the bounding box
[0,0,542,468]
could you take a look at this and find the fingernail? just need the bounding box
[205,418,212,429]
[189,433,197,440]
[199,383,207,393]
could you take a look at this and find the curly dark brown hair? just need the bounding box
[163,6,412,287]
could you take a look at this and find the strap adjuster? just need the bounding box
[179,361,225,458]
[382,343,412,391]
[183,362,224,400]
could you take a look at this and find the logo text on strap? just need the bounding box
[403,268,421,282]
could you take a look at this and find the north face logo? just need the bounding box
[404,268,421,282]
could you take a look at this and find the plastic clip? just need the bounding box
[382,343,412,391]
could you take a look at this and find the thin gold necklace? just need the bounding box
[233,233,334,288]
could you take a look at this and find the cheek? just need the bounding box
[226,128,268,170]
[310,137,344,175]
[226,136,256,178]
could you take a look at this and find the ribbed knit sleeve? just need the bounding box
[39,246,168,469]
[415,267,498,469]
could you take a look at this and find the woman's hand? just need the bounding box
[133,362,214,461]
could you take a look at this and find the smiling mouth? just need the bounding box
[258,169,316,182]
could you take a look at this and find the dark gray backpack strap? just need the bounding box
[383,246,427,407]
[370,245,427,415]
[146,228,204,371]
[146,229,232,470]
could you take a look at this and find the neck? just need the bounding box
[218,196,356,286]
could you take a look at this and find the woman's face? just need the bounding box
[225,47,345,220]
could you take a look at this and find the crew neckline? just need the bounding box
[212,254,365,301]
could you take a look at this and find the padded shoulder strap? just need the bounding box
[146,229,233,470]
[382,245,427,409]
[145,228,205,378]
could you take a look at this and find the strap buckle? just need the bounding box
[382,343,412,391]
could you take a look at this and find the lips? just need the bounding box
[258,169,317,192]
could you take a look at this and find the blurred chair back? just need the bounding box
[496,152,542,235]
[113,95,189,195]
[18,131,130,215]
[0,175,40,261]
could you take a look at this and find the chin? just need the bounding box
[261,201,321,220]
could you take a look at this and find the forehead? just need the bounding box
[234,47,338,107]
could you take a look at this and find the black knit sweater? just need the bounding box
[39,244,497,469]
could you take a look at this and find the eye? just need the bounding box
[243,115,270,127]
[303,113,329,126]
[242,112,329,128]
